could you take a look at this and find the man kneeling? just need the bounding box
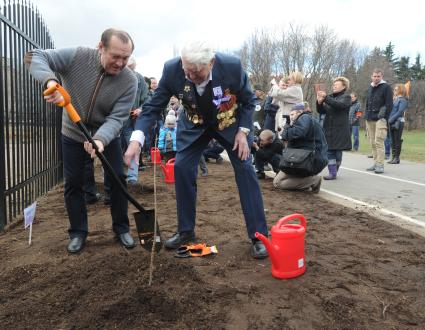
[273,104,327,193]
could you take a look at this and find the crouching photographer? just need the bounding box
[273,103,328,192]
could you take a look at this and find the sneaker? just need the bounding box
[374,165,384,174]
[366,164,376,171]
[367,155,373,158]
[263,164,272,171]
[311,176,322,193]
[216,157,224,164]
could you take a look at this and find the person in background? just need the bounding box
[252,85,266,136]
[158,113,177,162]
[273,105,327,192]
[25,28,137,253]
[120,56,148,184]
[387,84,408,164]
[316,77,352,180]
[203,139,224,164]
[125,40,269,259]
[253,129,284,179]
[348,92,362,151]
[269,72,304,137]
[364,68,393,174]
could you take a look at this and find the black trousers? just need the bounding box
[62,135,129,239]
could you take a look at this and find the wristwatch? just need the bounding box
[238,127,250,135]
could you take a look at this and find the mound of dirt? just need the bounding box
[1,162,424,329]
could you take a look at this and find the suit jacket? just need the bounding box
[134,53,255,151]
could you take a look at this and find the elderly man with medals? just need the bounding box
[125,41,268,259]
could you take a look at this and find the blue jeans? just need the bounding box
[327,150,343,166]
[62,135,129,239]
[121,122,138,182]
[351,125,359,151]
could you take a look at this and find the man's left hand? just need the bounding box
[84,140,104,158]
[233,131,250,161]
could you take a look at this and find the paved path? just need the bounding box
[319,152,425,236]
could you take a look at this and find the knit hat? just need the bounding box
[291,103,305,111]
[165,114,176,128]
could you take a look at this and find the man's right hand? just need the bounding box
[44,80,64,105]
[124,140,142,167]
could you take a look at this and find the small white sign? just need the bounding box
[24,202,37,228]
[298,258,304,268]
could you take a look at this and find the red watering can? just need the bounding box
[150,147,161,164]
[160,158,175,183]
[255,213,306,279]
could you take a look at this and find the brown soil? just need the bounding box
[1,162,424,329]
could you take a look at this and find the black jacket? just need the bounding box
[365,82,393,121]
[316,90,352,150]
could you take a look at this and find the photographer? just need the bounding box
[253,129,284,179]
[273,104,327,192]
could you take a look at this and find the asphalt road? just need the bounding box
[319,152,425,236]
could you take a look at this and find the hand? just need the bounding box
[84,140,104,158]
[44,80,64,105]
[124,140,141,167]
[252,141,259,151]
[233,131,250,161]
[378,106,386,119]
[131,108,142,118]
[270,78,277,86]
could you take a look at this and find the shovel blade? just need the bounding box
[133,208,162,252]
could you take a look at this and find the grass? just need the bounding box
[355,129,425,163]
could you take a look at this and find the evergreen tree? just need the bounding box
[410,54,424,80]
[396,56,411,81]
[384,41,399,72]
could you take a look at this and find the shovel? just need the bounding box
[43,83,162,252]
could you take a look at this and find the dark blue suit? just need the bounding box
[134,53,268,239]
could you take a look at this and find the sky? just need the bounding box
[33,0,425,79]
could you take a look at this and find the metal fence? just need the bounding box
[0,0,62,230]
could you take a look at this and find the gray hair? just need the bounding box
[127,56,136,69]
[181,40,215,66]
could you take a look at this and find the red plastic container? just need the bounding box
[150,147,161,164]
[256,213,306,279]
[160,158,175,183]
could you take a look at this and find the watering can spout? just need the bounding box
[255,232,278,265]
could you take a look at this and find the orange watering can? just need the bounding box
[160,158,175,183]
[150,147,161,164]
[255,213,306,279]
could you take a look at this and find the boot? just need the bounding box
[336,161,341,172]
[323,164,337,180]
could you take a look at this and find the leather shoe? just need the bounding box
[165,231,195,249]
[85,193,101,205]
[117,232,136,249]
[67,237,86,253]
[251,240,268,259]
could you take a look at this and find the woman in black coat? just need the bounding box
[316,77,352,180]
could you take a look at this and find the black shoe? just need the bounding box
[67,237,86,253]
[116,232,136,249]
[256,171,265,179]
[251,240,268,259]
[85,193,101,205]
[216,157,224,164]
[165,231,195,249]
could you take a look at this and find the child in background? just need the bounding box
[158,114,177,162]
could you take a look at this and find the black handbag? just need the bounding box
[279,115,325,177]
[279,148,315,177]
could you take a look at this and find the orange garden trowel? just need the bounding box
[43,83,162,252]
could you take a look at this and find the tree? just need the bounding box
[383,41,399,72]
[410,54,424,80]
[396,56,411,81]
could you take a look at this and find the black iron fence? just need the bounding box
[0,0,62,230]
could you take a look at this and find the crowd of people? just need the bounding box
[24,27,408,257]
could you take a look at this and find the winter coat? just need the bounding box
[348,100,362,126]
[316,90,352,150]
[269,84,303,132]
[388,96,408,126]
[364,81,393,121]
[158,127,177,152]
